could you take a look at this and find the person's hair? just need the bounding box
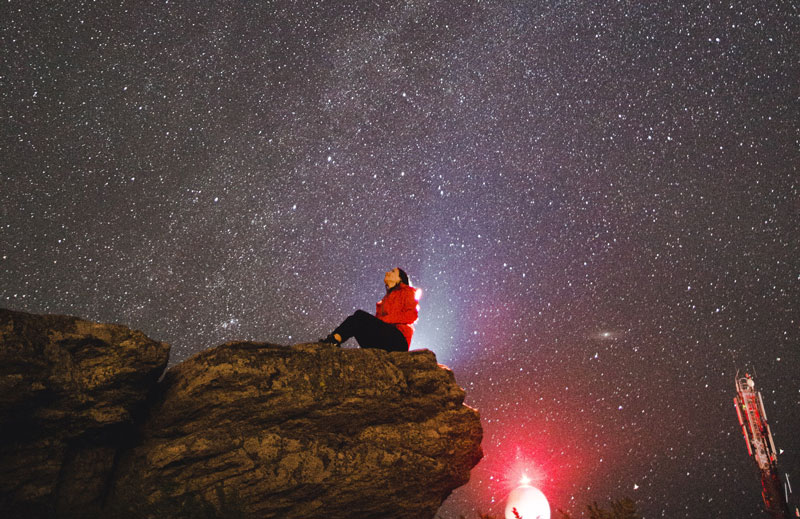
[397,268,410,286]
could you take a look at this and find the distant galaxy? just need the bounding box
[2,1,798,517]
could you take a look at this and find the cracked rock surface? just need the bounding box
[0,308,481,519]
[111,341,482,519]
[0,308,169,517]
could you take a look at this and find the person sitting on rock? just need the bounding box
[321,267,419,352]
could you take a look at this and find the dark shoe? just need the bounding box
[319,334,341,345]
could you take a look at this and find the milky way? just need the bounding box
[2,1,798,517]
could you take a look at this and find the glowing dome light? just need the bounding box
[505,484,550,519]
[519,474,531,486]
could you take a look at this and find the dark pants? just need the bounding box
[333,310,408,352]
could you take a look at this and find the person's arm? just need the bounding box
[384,288,418,324]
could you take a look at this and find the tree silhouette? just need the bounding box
[469,497,640,519]
[557,497,641,519]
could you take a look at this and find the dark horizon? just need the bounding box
[2,1,798,517]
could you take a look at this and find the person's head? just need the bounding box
[384,267,409,289]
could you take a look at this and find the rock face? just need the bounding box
[0,308,483,519]
[110,341,483,519]
[0,308,170,517]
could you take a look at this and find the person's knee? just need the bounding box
[353,309,372,320]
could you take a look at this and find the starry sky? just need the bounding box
[2,0,798,517]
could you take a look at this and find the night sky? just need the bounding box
[2,1,798,517]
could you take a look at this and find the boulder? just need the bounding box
[0,308,482,519]
[0,308,170,517]
[110,341,483,519]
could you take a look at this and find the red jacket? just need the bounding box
[375,283,419,347]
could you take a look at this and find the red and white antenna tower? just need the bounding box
[734,371,798,518]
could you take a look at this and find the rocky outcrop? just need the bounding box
[0,309,483,519]
[109,341,483,519]
[0,308,170,517]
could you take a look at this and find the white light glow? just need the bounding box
[505,484,550,519]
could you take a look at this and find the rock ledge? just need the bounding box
[0,309,482,519]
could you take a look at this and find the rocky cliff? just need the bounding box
[0,309,483,518]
